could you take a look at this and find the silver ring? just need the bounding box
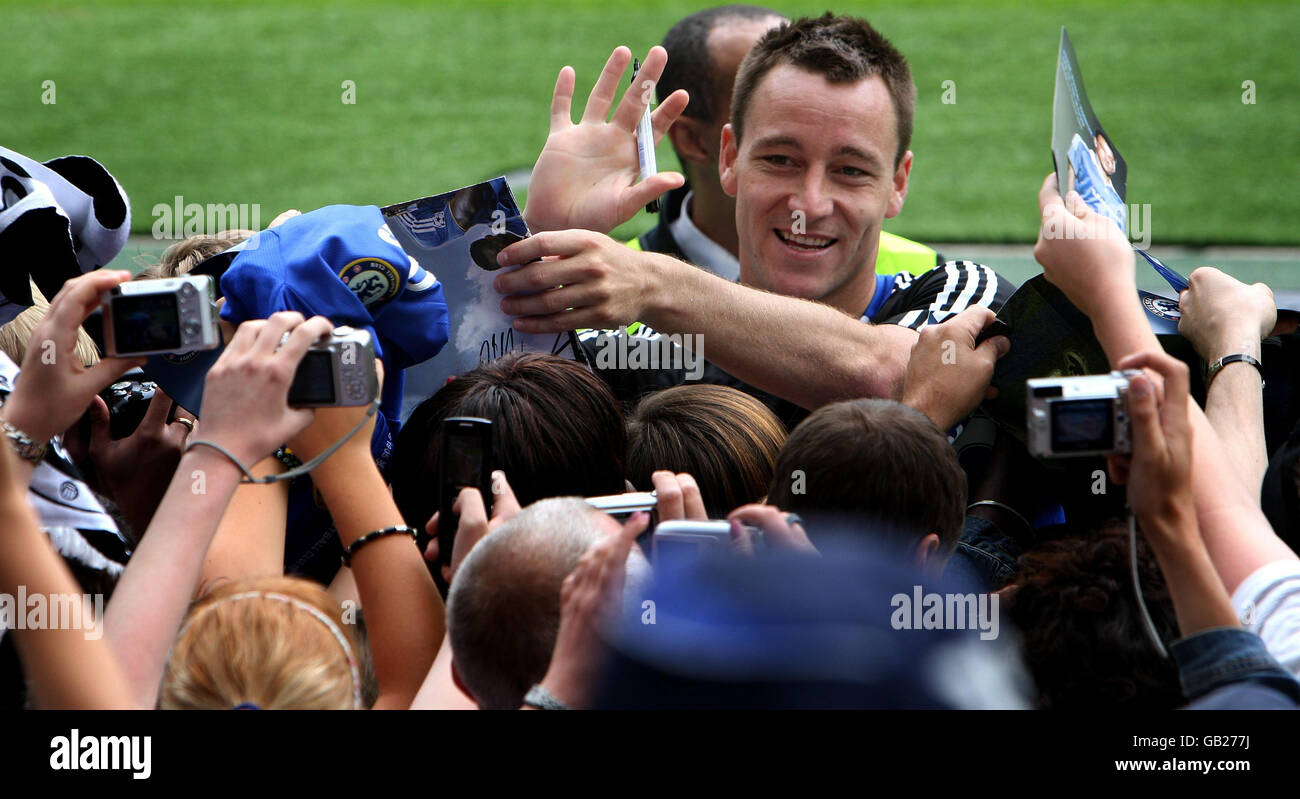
[174,417,195,432]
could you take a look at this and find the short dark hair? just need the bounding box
[658,4,785,124]
[390,352,628,531]
[730,13,916,166]
[766,399,965,551]
[627,384,787,516]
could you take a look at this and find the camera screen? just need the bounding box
[1050,399,1114,452]
[446,434,485,489]
[653,536,719,574]
[288,350,335,405]
[112,293,181,353]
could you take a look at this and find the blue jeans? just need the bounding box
[944,515,1022,591]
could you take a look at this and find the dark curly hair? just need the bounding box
[1001,520,1183,709]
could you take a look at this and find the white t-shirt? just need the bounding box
[1232,558,1300,677]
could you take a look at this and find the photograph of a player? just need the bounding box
[1067,131,1127,232]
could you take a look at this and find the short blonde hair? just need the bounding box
[161,576,364,710]
[0,280,100,367]
[139,230,254,280]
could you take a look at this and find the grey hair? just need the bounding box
[447,497,649,709]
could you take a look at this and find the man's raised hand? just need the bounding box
[524,45,690,235]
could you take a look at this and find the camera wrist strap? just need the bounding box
[185,399,380,484]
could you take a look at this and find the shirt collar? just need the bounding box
[668,192,741,282]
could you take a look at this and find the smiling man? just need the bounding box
[499,15,1011,419]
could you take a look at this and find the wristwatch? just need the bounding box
[1206,353,1264,389]
[1,418,47,464]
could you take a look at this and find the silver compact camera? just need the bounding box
[1027,370,1141,458]
[102,275,220,357]
[651,520,763,568]
[287,326,378,408]
[585,491,659,531]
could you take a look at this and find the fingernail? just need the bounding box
[496,250,510,266]
[1130,377,1151,398]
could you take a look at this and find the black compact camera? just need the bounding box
[99,370,158,440]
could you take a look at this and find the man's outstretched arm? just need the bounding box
[494,230,916,408]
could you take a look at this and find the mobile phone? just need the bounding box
[437,417,493,568]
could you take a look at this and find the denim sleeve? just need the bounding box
[1171,627,1300,705]
[943,515,1023,592]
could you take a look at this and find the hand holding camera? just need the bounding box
[3,270,144,446]
[649,470,706,523]
[101,274,221,357]
[196,312,335,468]
[77,386,193,535]
[1028,369,1142,458]
[1105,351,1195,534]
[727,504,818,556]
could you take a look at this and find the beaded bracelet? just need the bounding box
[341,525,419,567]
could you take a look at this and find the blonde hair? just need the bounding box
[161,576,363,710]
[0,280,100,367]
[138,230,254,280]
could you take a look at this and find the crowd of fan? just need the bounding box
[1,8,1298,710]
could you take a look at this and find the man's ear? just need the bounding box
[719,124,740,198]
[886,150,913,219]
[667,116,712,168]
[913,532,941,571]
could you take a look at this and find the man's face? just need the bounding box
[1094,133,1116,176]
[720,65,912,314]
